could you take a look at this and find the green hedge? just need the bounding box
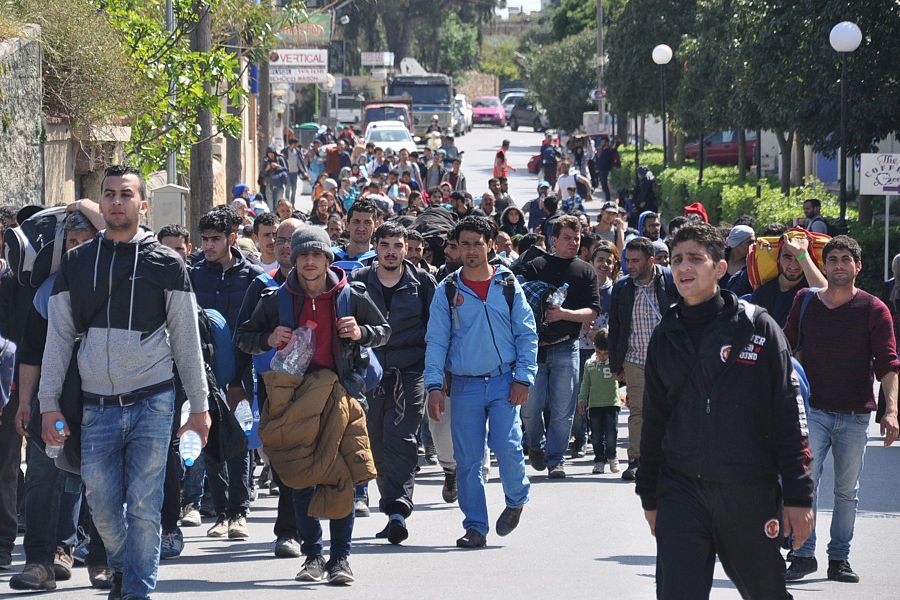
[846,224,899,296]
[719,177,853,226]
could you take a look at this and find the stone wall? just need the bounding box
[0,25,42,208]
[456,71,499,100]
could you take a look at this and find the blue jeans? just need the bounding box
[80,384,175,600]
[291,485,354,559]
[588,406,619,461]
[287,172,300,204]
[522,340,579,467]
[181,451,205,508]
[450,372,530,536]
[795,408,869,561]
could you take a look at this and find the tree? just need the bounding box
[480,37,521,81]
[527,29,597,131]
[439,13,478,78]
[551,0,598,40]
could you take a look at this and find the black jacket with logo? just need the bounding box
[636,291,812,511]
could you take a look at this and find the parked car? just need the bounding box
[507,96,550,132]
[471,96,506,127]
[454,94,473,132]
[364,120,418,155]
[500,88,527,118]
[684,130,757,166]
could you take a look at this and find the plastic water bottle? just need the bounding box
[548,283,570,307]
[234,399,254,436]
[178,403,202,467]
[45,420,66,459]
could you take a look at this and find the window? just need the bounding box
[473,97,501,108]
[367,129,412,143]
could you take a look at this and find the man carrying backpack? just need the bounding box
[350,222,437,545]
[425,216,537,549]
[802,199,830,235]
[38,165,210,599]
[520,215,601,479]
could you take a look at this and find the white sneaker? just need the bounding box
[592,463,605,474]
[608,458,621,473]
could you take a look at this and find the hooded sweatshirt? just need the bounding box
[39,229,209,413]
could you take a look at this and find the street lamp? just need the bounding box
[652,44,673,169]
[829,21,862,227]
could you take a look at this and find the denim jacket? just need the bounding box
[424,265,538,391]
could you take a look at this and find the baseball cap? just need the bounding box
[601,201,619,212]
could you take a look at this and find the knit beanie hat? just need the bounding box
[290,226,334,264]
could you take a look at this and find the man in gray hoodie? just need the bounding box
[38,165,210,600]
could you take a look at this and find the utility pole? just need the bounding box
[166,0,176,184]
[189,1,213,234]
[225,29,243,200]
[595,0,604,118]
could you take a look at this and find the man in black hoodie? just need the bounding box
[637,223,813,599]
[350,222,436,545]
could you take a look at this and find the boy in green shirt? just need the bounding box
[577,329,622,474]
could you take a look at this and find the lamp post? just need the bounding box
[829,21,862,227]
[652,44,673,169]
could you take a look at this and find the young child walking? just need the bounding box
[577,329,621,474]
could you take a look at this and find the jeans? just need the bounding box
[267,182,285,210]
[291,485,354,559]
[0,396,21,558]
[588,406,619,461]
[80,384,175,600]
[161,443,184,531]
[598,170,611,202]
[287,172,300,204]
[368,368,425,517]
[206,450,251,519]
[571,349,593,450]
[181,451,205,508]
[450,372,530,536]
[22,439,79,564]
[795,408,869,562]
[522,340,579,467]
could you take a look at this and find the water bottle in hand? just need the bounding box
[45,420,66,459]
[548,283,569,307]
[179,403,202,467]
[234,399,254,436]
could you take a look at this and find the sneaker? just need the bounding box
[207,518,229,538]
[592,462,605,474]
[827,559,859,583]
[548,464,566,479]
[268,482,280,497]
[249,486,259,502]
[785,556,817,581]
[608,458,621,473]
[386,515,408,545]
[107,571,123,600]
[180,503,202,527]
[496,505,523,537]
[425,446,438,465]
[353,499,370,517]
[9,563,56,591]
[442,470,458,503]
[571,445,586,459]
[528,449,546,472]
[294,554,327,582]
[88,565,113,589]
[326,556,354,585]
[0,548,10,570]
[456,528,486,549]
[622,460,639,481]
[160,528,184,559]
[53,545,73,581]
[228,515,249,539]
[274,537,301,558]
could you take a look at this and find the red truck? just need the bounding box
[362,97,414,135]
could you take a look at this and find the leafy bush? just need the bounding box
[608,145,665,194]
[719,176,853,227]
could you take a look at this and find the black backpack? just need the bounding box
[4,206,68,288]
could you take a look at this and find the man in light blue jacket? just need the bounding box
[425,216,538,549]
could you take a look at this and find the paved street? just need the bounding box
[3,127,898,599]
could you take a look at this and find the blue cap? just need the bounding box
[538,180,550,189]
[184,458,194,467]
[54,420,64,431]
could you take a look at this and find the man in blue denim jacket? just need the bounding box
[425,216,538,549]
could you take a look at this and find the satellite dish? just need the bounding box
[319,73,336,92]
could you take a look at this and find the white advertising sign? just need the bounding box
[269,49,328,83]
[361,51,394,67]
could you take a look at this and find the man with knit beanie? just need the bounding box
[236,226,390,586]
